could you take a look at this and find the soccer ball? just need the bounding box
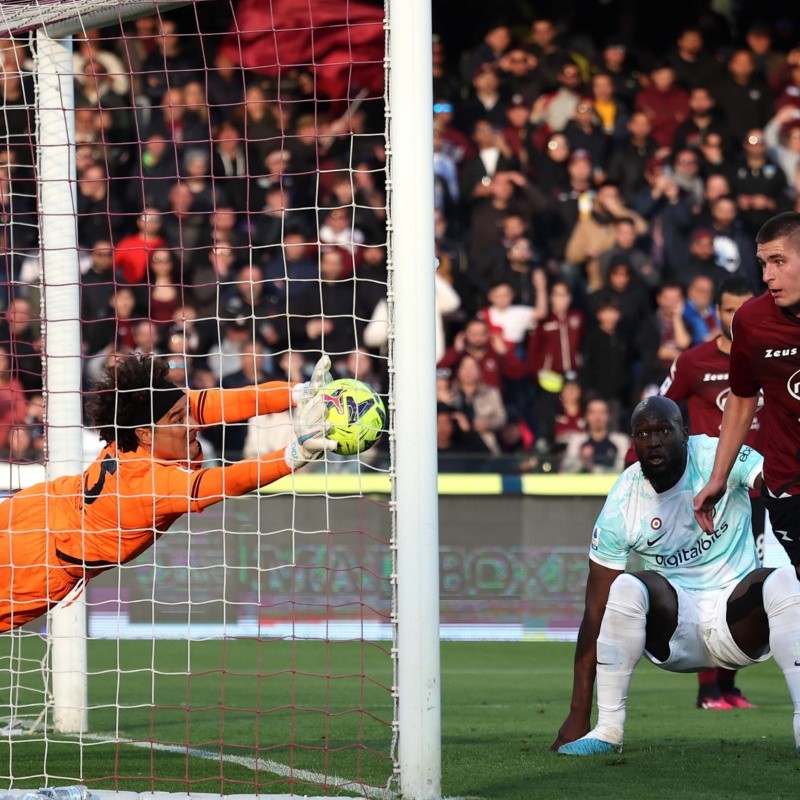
[318,378,387,456]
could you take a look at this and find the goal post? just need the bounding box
[3,0,442,798]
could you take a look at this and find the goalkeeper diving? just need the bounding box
[0,352,337,632]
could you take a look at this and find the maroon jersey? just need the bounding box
[661,338,762,447]
[729,293,800,496]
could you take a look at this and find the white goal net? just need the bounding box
[0,1,439,798]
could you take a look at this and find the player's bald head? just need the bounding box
[630,396,684,433]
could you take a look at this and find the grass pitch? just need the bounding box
[1,640,799,798]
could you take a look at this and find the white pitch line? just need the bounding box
[83,732,398,800]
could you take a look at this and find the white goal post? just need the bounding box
[3,0,441,798]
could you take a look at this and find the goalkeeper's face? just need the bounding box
[148,395,201,463]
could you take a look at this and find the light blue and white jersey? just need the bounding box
[590,435,762,592]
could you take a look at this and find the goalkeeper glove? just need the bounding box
[284,394,337,469]
[291,354,332,405]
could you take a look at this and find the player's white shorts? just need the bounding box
[644,581,772,672]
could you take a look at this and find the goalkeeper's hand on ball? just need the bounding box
[284,394,337,469]
[291,355,332,405]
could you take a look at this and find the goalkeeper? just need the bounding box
[553,396,800,756]
[0,353,336,632]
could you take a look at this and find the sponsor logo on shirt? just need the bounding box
[653,524,726,569]
[766,347,798,359]
[703,372,729,382]
[788,369,800,401]
[591,525,600,551]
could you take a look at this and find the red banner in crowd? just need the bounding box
[220,0,385,102]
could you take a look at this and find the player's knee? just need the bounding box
[606,573,650,620]
[763,565,800,617]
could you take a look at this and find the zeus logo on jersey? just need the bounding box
[654,525,725,568]
[766,347,798,359]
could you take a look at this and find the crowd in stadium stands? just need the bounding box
[0,10,798,472]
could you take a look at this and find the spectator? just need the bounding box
[553,372,586,451]
[580,298,639,425]
[597,216,659,289]
[0,424,40,463]
[72,29,130,97]
[593,38,640,112]
[77,163,126,248]
[459,118,521,212]
[0,297,41,395]
[205,316,255,383]
[83,285,138,359]
[530,131,573,198]
[563,98,611,170]
[460,21,512,87]
[764,105,800,192]
[0,345,28,452]
[672,85,726,154]
[530,60,586,145]
[449,353,508,455]
[670,227,727,290]
[455,63,508,134]
[527,17,573,93]
[478,278,547,353]
[160,181,211,254]
[496,47,544,107]
[634,62,689,150]
[211,119,248,213]
[587,258,653,337]
[126,133,178,212]
[140,248,182,326]
[114,207,167,285]
[140,17,200,105]
[81,240,120,334]
[666,26,722,91]
[431,36,461,104]
[527,280,586,451]
[205,51,246,124]
[436,402,493,473]
[438,316,527,393]
[641,282,692,384]
[564,181,649,291]
[589,71,629,145]
[604,111,660,202]
[729,128,790,235]
[744,21,786,89]
[561,396,630,473]
[703,195,760,290]
[146,86,207,152]
[682,273,720,345]
[711,48,772,148]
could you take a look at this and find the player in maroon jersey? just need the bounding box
[696,212,800,574]
[663,275,761,710]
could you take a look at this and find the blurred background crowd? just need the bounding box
[0,1,796,472]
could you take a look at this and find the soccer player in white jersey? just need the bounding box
[552,396,800,756]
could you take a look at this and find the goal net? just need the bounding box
[0,1,439,798]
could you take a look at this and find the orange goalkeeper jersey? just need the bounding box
[0,381,296,632]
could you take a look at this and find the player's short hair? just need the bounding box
[756,211,800,250]
[716,274,753,304]
[87,354,172,451]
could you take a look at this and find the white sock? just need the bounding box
[591,573,649,745]
[763,565,800,749]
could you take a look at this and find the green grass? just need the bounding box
[2,641,799,798]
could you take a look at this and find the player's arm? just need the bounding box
[187,356,332,425]
[551,559,623,751]
[693,392,759,533]
[158,394,336,514]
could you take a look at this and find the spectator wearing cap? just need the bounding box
[634,62,690,150]
[563,98,610,170]
[432,99,473,167]
[496,47,545,107]
[728,127,790,235]
[764,104,800,192]
[594,38,640,112]
[589,72,629,145]
[530,60,586,148]
[604,111,660,202]
[710,48,772,148]
[564,181,649,291]
[205,315,255,383]
[672,85,727,154]
[665,26,722,91]
[500,94,537,176]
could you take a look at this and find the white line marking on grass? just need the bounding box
[83,731,397,800]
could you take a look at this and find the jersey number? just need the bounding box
[83,454,118,505]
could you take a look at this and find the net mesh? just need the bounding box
[0,1,394,796]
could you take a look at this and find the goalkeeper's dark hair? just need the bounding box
[86,354,171,452]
